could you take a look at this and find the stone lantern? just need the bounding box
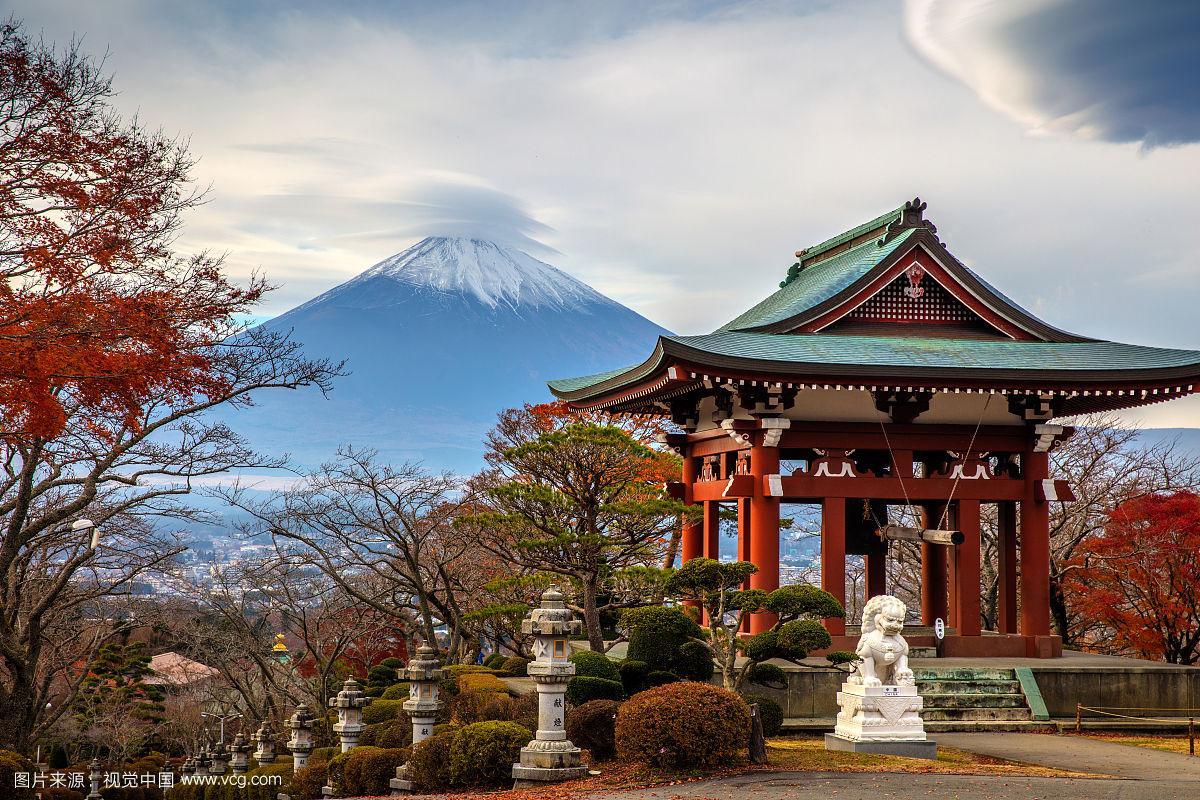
[511,586,588,787]
[390,644,444,794]
[209,741,229,775]
[86,759,103,800]
[229,732,252,773]
[287,704,316,769]
[194,747,211,776]
[331,677,371,752]
[252,720,277,764]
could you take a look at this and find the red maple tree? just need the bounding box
[0,22,265,439]
[1064,491,1200,665]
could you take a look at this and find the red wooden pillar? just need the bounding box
[748,438,780,634]
[996,501,1018,633]
[954,499,982,636]
[821,496,847,637]
[1020,450,1052,637]
[920,504,949,626]
[680,454,702,565]
[702,501,719,560]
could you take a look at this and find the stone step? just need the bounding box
[924,719,1055,733]
[913,667,1016,681]
[909,647,938,658]
[917,679,1021,694]
[921,707,1033,722]
[920,692,1028,709]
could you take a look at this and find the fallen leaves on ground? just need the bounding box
[1079,731,1198,756]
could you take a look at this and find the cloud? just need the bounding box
[904,0,1200,148]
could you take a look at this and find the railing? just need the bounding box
[1075,704,1197,755]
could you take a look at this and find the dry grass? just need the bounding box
[1080,731,1199,756]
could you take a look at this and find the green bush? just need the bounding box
[502,656,531,676]
[565,699,620,760]
[443,664,496,678]
[616,681,750,768]
[675,640,715,682]
[566,675,624,705]
[362,698,406,724]
[458,672,509,693]
[776,619,832,657]
[287,759,329,800]
[0,750,34,800]
[646,670,680,688]
[451,688,511,724]
[617,659,649,695]
[407,728,458,790]
[343,746,409,796]
[569,650,620,682]
[447,721,531,788]
[483,653,508,669]
[746,662,787,689]
[381,681,410,700]
[308,745,339,764]
[242,762,293,800]
[622,606,700,672]
[742,694,784,736]
[742,630,778,662]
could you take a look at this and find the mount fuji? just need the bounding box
[224,237,670,472]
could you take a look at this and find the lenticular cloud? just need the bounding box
[904,0,1200,149]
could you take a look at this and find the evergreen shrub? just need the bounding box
[645,670,680,688]
[566,675,624,705]
[458,672,508,693]
[407,728,458,790]
[483,653,508,669]
[569,651,620,682]
[617,659,649,695]
[447,721,531,788]
[615,681,750,767]
[362,698,406,724]
[741,694,784,736]
[287,759,328,800]
[501,655,531,676]
[675,640,715,682]
[381,681,410,700]
[622,607,700,672]
[0,750,34,800]
[565,699,620,760]
[343,746,409,796]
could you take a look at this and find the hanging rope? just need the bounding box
[876,414,919,527]
[937,393,993,530]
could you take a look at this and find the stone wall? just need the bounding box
[1032,666,1200,718]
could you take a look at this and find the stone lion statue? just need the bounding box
[848,595,915,687]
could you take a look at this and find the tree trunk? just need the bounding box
[748,704,767,763]
[582,578,605,652]
[1049,574,1072,645]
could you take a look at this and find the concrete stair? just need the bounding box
[914,667,1052,732]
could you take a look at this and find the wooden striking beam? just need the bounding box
[878,525,964,545]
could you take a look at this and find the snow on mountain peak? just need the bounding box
[358,236,610,310]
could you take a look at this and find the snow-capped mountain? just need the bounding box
[220,237,670,472]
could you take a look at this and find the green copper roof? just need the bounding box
[798,205,903,264]
[547,331,1200,398]
[666,332,1200,374]
[718,229,915,332]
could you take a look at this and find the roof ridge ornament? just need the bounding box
[882,197,938,243]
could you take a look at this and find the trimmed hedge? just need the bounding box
[565,699,620,760]
[359,719,412,749]
[566,675,624,705]
[483,653,508,669]
[408,727,459,790]
[447,721,531,788]
[0,749,34,800]
[616,681,750,768]
[746,661,787,689]
[675,640,715,682]
[362,698,406,725]
[569,650,620,682]
[742,694,784,737]
[458,672,509,693]
[502,656,531,676]
[646,670,680,688]
[617,659,649,695]
[344,746,410,796]
[622,607,699,672]
[288,759,329,800]
[381,681,410,700]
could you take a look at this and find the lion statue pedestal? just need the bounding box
[824,595,937,760]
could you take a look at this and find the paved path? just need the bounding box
[599,771,1194,800]
[935,732,1200,781]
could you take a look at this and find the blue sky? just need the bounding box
[15,0,1200,426]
